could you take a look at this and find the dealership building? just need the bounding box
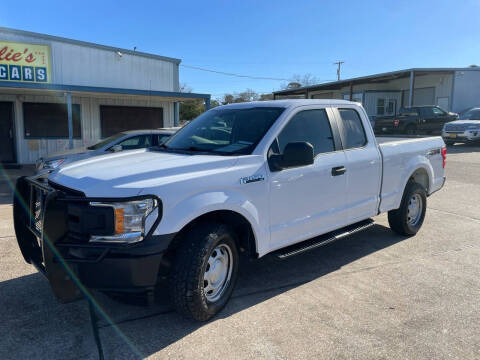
[273,67,480,120]
[0,27,210,165]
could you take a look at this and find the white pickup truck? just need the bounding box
[13,100,446,321]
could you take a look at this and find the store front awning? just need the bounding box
[0,81,210,102]
[0,81,211,149]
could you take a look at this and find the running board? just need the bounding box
[276,219,375,260]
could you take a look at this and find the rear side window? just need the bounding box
[116,135,152,150]
[338,109,367,149]
[277,109,334,156]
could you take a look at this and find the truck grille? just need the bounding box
[444,123,468,132]
[30,185,47,237]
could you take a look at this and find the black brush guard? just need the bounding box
[13,175,168,303]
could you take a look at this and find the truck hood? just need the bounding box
[48,149,238,197]
[446,119,480,125]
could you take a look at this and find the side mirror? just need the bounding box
[269,142,314,171]
[110,145,123,153]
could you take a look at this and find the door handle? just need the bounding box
[331,166,346,176]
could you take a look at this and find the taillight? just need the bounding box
[441,146,447,168]
[394,119,400,127]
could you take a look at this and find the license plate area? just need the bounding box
[449,133,457,138]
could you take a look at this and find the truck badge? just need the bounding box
[240,174,265,184]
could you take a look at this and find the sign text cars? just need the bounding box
[0,41,51,83]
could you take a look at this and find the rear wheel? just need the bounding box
[169,222,239,321]
[388,182,427,236]
[405,124,417,135]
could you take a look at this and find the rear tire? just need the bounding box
[388,182,427,236]
[169,222,239,321]
[405,125,417,135]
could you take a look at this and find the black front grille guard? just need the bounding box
[13,174,52,275]
[13,175,162,303]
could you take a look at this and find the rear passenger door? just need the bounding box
[333,107,382,223]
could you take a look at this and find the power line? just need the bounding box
[180,64,292,81]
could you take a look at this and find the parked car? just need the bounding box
[14,100,446,321]
[35,128,179,172]
[442,107,480,145]
[374,105,458,135]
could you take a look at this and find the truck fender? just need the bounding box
[152,190,265,253]
[394,155,434,209]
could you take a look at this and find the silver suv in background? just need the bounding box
[442,107,480,145]
[36,128,179,172]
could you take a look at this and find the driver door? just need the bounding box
[268,107,349,250]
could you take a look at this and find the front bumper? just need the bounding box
[442,130,480,142]
[13,175,174,302]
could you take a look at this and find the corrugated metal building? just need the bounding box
[273,67,480,120]
[0,27,210,164]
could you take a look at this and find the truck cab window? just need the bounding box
[432,107,446,116]
[276,109,334,156]
[338,109,367,149]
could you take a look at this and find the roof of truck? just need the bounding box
[216,99,356,110]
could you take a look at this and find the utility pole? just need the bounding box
[334,61,344,81]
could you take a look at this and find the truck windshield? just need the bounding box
[459,109,480,120]
[162,107,285,155]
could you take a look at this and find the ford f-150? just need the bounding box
[13,100,446,321]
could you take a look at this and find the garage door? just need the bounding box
[100,106,163,137]
[402,87,435,107]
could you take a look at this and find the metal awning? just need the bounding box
[0,81,211,149]
[0,81,210,102]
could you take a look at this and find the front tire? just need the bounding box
[169,223,239,321]
[388,182,427,236]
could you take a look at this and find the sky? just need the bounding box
[2,0,479,99]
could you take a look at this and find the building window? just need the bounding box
[376,98,396,116]
[377,99,385,115]
[100,106,164,138]
[23,102,81,139]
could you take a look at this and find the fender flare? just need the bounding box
[153,190,266,255]
[394,155,434,209]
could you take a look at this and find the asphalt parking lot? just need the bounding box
[1,144,479,360]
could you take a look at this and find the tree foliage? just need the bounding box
[280,73,319,90]
[179,84,274,120]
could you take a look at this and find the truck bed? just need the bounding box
[375,135,445,214]
[375,135,434,144]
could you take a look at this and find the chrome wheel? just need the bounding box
[407,193,423,226]
[203,244,233,303]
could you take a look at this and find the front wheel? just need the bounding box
[169,223,239,321]
[388,182,427,236]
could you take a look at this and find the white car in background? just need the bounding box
[442,107,480,145]
[36,128,180,171]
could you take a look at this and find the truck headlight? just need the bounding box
[42,158,65,170]
[90,198,159,244]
